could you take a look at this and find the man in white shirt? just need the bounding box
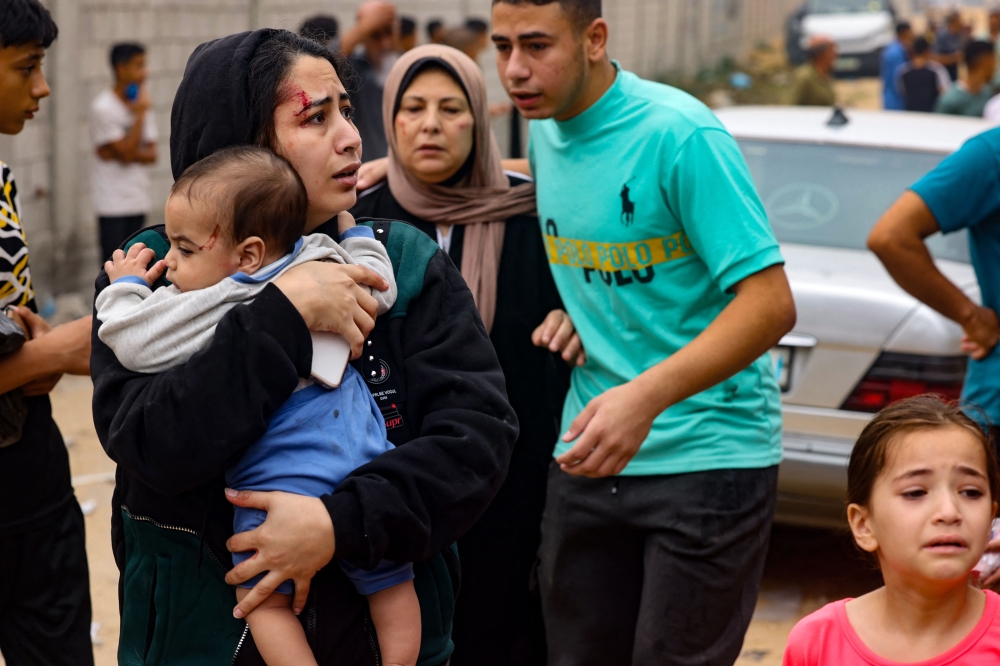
[90,42,157,263]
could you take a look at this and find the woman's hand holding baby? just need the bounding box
[104,242,166,286]
[224,489,335,618]
[274,262,387,358]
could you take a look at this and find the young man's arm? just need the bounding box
[0,311,91,395]
[95,88,152,164]
[337,1,395,57]
[932,49,962,67]
[129,143,157,164]
[868,190,999,358]
[96,115,145,163]
[556,264,794,477]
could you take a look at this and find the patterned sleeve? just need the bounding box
[0,162,35,311]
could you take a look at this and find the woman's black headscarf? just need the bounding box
[170,30,275,180]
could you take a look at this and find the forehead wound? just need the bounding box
[277,81,311,107]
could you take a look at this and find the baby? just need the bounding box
[96,146,420,666]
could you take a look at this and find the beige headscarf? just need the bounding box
[382,45,536,333]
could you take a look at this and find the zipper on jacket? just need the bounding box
[231,624,249,665]
[123,505,249,663]
[366,609,381,666]
[121,506,228,571]
[307,604,317,648]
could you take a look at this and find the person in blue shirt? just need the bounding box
[882,21,913,110]
[869,130,1000,426]
[869,131,1000,585]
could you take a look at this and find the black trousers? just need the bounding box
[98,214,146,265]
[539,465,778,666]
[451,435,551,666]
[0,500,94,666]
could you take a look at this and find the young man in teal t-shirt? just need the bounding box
[492,0,796,663]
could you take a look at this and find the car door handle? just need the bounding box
[779,333,818,348]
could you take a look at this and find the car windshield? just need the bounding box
[805,0,887,14]
[738,140,970,264]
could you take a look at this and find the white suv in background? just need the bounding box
[787,0,898,76]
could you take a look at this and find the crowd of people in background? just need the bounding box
[791,8,1000,121]
[880,10,1000,119]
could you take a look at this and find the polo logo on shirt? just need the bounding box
[620,182,635,226]
[542,229,695,273]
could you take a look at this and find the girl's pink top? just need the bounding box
[782,590,1000,665]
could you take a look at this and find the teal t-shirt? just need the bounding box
[935,84,995,117]
[528,65,784,476]
[911,128,1000,425]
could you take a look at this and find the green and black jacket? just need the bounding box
[91,219,518,666]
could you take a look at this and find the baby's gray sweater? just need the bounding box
[95,232,397,374]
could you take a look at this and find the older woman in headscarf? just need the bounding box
[350,45,579,666]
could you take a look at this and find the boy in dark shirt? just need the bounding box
[897,36,951,112]
[0,0,96,663]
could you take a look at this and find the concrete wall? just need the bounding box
[13,0,799,303]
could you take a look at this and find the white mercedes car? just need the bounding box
[715,106,992,527]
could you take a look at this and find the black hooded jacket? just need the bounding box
[92,31,518,665]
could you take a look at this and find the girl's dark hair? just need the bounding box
[0,0,58,48]
[847,395,1000,509]
[246,30,357,152]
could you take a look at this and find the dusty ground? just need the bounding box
[833,77,881,111]
[0,376,883,665]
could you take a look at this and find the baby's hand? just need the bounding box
[105,243,166,286]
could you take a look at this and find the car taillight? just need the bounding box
[841,352,967,413]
